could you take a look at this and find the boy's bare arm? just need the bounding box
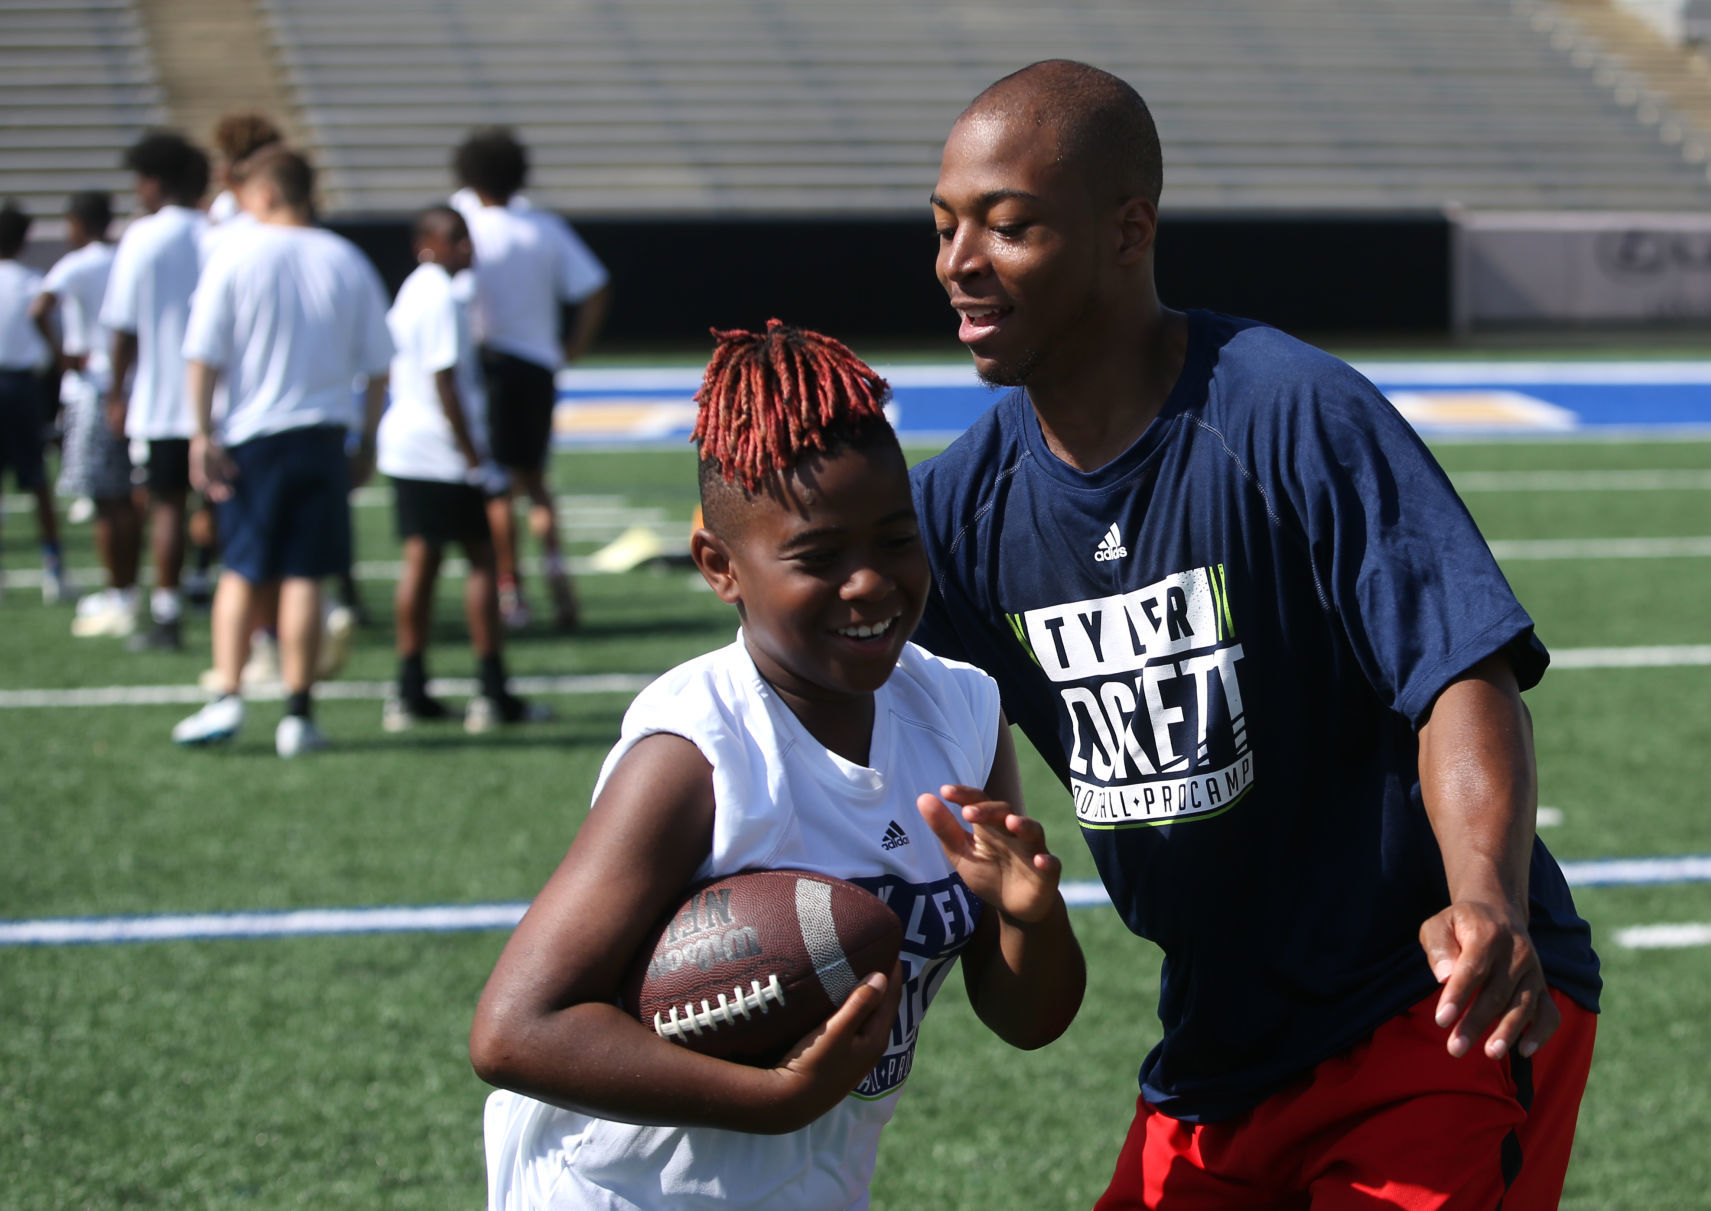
[186,360,236,500]
[920,718,1086,1051]
[562,281,611,365]
[347,375,387,489]
[105,329,137,435]
[28,292,70,369]
[431,367,480,468]
[470,732,902,1134]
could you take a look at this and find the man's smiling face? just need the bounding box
[931,111,1111,389]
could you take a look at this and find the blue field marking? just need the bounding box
[4,855,1709,947]
[552,361,1711,445]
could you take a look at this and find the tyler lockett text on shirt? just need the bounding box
[1009,565,1254,829]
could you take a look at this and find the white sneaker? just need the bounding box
[172,695,244,746]
[71,592,139,638]
[67,496,95,525]
[75,588,117,619]
[276,715,328,758]
[317,605,354,679]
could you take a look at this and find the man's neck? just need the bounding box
[1026,307,1189,473]
[256,208,312,229]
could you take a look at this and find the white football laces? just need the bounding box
[653,974,787,1042]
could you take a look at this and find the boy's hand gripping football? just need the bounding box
[917,784,1063,927]
[760,961,904,1131]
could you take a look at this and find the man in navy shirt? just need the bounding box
[911,60,1599,1209]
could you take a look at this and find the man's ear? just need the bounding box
[1113,195,1158,266]
[690,527,742,605]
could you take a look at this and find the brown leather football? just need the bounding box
[621,869,903,1066]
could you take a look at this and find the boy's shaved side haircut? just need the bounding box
[693,319,894,535]
[67,190,112,236]
[0,200,29,257]
[969,59,1163,207]
[452,127,529,200]
[123,130,210,202]
[244,146,316,212]
[213,112,283,164]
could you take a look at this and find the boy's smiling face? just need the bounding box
[696,436,928,726]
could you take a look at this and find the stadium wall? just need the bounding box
[327,211,1455,344]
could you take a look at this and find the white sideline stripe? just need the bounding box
[1551,645,1711,669]
[1614,923,1711,949]
[1451,470,1711,491]
[5,856,1710,947]
[0,673,653,709]
[1488,536,1711,559]
[1,645,1706,710]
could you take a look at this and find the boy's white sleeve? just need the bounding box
[40,256,71,297]
[416,276,460,376]
[554,217,609,303]
[180,255,232,369]
[354,260,395,378]
[97,232,140,334]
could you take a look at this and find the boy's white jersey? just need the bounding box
[183,222,393,446]
[98,204,204,438]
[0,260,47,370]
[378,261,487,482]
[451,195,607,371]
[41,241,117,395]
[484,637,1000,1211]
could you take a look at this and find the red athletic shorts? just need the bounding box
[1094,988,1597,1210]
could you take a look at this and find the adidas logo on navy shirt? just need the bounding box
[880,820,910,850]
[1094,523,1128,562]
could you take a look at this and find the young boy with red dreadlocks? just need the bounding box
[470,320,1085,1210]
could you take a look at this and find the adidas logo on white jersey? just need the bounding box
[880,820,911,851]
[1093,523,1128,562]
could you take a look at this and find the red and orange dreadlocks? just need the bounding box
[692,319,890,494]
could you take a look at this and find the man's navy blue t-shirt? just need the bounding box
[908,311,1601,1123]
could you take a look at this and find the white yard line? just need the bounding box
[1613,923,1711,949]
[4,859,1709,946]
[1450,470,1711,491]
[1487,536,1711,559]
[0,646,1704,711]
[0,549,698,591]
[0,673,654,709]
[1549,645,1711,669]
[7,529,1706,594]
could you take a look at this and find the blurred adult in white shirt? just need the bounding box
[451,127,611,631]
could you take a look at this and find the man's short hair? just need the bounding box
[67,190,112,237]
[244,146,317,212]
[212,112,283,165]
[0,200,29,257]
[452,127,529,200]
[122,130,210,203]
[969,60,1163,208]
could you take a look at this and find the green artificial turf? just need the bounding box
[2,435,1708,1209]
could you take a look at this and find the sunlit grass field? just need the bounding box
[2,434,1708,1209]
